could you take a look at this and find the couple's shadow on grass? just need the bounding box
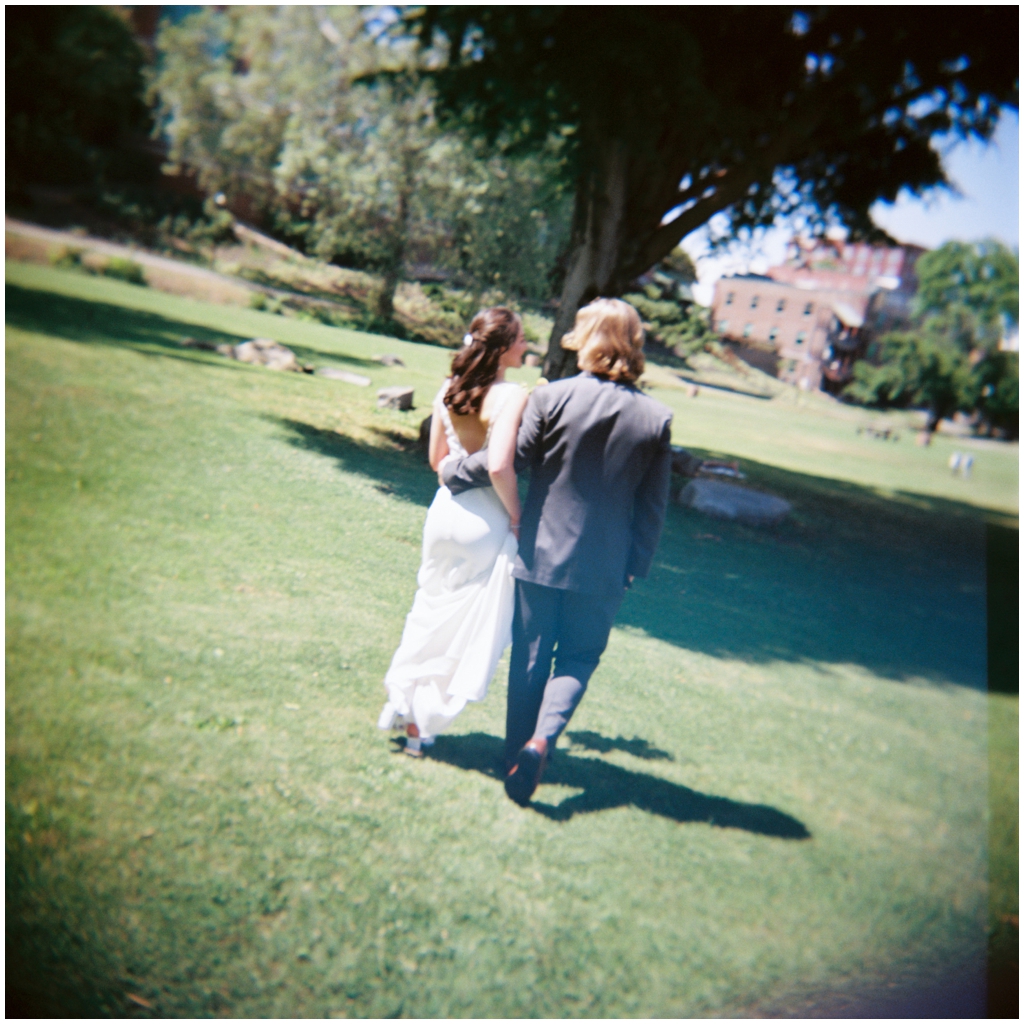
[422,730,811,840]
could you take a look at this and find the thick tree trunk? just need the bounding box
[542,122,805,379]
[543,140,629,380]
[375,166,413,324]
[375,262,401,322]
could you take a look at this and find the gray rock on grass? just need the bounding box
[678,478,791,527]
[377,386,414,410]
[371,354,405,367]
[232,338,301,372]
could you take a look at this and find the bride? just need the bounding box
[377,307,529,754]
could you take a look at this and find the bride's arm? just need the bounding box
[428,402,450,473]
[488,388,530,534]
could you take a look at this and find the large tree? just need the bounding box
[407,7,1018,378]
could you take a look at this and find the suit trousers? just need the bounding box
[505,579,623,766]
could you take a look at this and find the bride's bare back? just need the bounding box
[446,385,508,455]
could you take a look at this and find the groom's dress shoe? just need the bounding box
[504,740,547,806]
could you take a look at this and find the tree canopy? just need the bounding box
[7,6,151,191]
[153,7,572,321]
[913,240,1019,341]
[406,7,1018,376]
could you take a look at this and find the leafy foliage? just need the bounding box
[623,294,714,363]
[100,257,146,286]
[913,239,1019,341]
[622,248,710,361]
[151,7,572,317]
[413,7,1017,251]
[6,7,152,190]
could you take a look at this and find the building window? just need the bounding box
[750,295,760,309]
[776,299,786,312]
[803,302,814,316]
[768,327,779,342]
[795,332,807,345]
[743,323,753,339]
[725,291,734,306]
[718,319,729,333]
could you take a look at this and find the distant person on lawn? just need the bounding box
[377,307,529,754]
[442,299,673,805]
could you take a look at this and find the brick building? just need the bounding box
[710,239,926,392]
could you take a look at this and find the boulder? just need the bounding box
[317,367,371,386]
[371,354,405,367]
[670,445,704,477]
[232,338,300,371]
[678,478,791,527]
[377,386,415,411]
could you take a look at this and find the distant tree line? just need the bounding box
[845,240,1018,438]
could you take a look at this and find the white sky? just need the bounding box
[683,111,1020,306]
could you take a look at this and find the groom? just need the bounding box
[442,298,673,805]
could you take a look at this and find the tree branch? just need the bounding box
[621,169,759,283]
[622,102,833,282]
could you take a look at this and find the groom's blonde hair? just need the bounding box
[561,298,645,385]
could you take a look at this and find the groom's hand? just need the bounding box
[437,453,457,487]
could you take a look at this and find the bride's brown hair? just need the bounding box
[444,307,522,416]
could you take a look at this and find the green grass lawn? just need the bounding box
[6,260,1017,1017]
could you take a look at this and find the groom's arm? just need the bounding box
[439,448,490,493]
[625,416,673,580]
[442,388,545,494]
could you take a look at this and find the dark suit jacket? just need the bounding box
[442,372,673,596]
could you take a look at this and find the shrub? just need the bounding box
[49,246,84,271]
[101,257,146,285]
[623,292,715,362]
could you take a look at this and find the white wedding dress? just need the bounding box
[377,381,521,741]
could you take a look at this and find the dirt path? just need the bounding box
[6,217,259,306]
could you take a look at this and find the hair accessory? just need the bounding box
[462,333,473,346]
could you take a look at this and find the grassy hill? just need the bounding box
[6,260,1016,1016]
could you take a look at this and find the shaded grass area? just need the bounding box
[423,732,810,836]
[4,282,383,375]
[5,262,1014,1017]
[272,412,991,689]
[630,451,989,689]
[655,376,1019,520]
